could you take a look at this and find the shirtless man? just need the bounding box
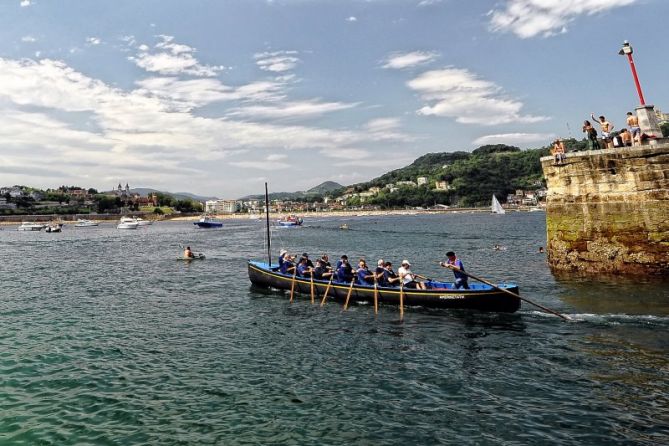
[626,112,640,146]
[184,246,195,259]
[591,113,614,148]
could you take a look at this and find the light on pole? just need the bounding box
[618,40,646,106]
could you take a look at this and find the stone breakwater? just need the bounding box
[541,144,669,276]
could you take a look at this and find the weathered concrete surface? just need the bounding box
[541,144,669,276]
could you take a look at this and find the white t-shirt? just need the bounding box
[398,266,414,284]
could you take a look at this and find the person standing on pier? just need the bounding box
[591,113,615,148]
[583,120,600,150]
[626,112,641,146]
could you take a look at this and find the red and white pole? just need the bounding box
[626,53,646,106]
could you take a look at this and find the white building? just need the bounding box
[434,181,450,191]
[205,199,240,214]
[417,177,428,186]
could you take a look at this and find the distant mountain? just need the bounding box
[239,181,344,201]
[129,188,218,202]
[306,181,343,195]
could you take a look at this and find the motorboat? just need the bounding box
[45,224,62,233]
[193,215,223,228]
[277,215,303,227]
[74,219,99,227]
[117,218,139,229]
[17,222,45,231]
[134,217,153,226]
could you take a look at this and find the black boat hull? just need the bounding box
[248,261,521,313]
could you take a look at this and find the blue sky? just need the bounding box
[0,0,666,198]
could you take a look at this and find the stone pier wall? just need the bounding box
[541,144,669,276]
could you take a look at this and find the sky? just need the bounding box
[0,0,667,198]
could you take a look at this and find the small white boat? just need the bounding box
[117,219,139,229]
[45,224,62,233]
[17,222,45,231]
[74,219,99,227]
[134,217,153,226]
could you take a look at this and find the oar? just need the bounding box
[343,277,355,310]
[310,271,315,304]
[373,275,379,315]
[320,275,334,307]
[289,267,297,303]
[399,282,404,320]
[444,264,570,321]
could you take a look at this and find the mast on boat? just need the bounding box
[265,182,271,267]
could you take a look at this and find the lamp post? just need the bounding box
[618,40,646,106]
[619,40,663,140]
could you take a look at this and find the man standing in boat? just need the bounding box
[440,251,469,289]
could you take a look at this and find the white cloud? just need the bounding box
[20,0,31,7]
[418,0,443,6]
[21,35,37,43]
[489,0,636,38]
[346,16,358,22]
[319,148,371,159]
[129,35,226,77]
[254,51,300,73]
[382,51,438,70]
[407,67,548,125]
[473,132,556,146]
[364,117,401,133]
[228,99,359,120]
[230,156,291,170]
[86,37,101,46]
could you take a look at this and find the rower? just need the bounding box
[383,261,400,287]
[335,255,354,283]
[356,259,375,285]
[280,254,295,274]
[398,259,427,290]
[440,251,469,289]
[296,256,312,277]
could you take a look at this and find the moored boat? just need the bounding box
[74,219,99,227]
[134,217,153,226]
[117,218,139,229]
[248,261,520,313]
[193,215,223,228]
[45,224,62,233]
[17,222,45,231]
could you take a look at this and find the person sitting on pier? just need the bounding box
[312,259,333,281]
[440,251,470,289]
[619,128,633,147]
[335,255,354,283]
[356,259,375,285]
[398,260,427,290]
[383,261,400,287]
[552,138,566,164]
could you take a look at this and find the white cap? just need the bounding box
[280,249,287,255]
[402,259,410,266]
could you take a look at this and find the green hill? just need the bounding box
[334,144,551,207]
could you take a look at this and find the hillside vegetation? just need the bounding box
[331,144,551,207]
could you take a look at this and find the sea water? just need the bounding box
[0,213,667,445]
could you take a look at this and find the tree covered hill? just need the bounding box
[332,144,551,207]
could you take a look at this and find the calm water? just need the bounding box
[1,213,668,445]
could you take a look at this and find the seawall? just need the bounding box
[541,144,669,276]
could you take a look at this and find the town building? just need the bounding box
[205,199,240,214]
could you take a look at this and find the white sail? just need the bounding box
[491,195,505,214]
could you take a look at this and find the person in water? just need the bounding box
[398,260,427,290]
[538,247,545,253]
[184,246,194,259]
[440,251,469,289]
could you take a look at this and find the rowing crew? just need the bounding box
[278,250,469,290]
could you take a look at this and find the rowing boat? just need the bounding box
[248,261,520,313]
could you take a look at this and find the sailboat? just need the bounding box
[491,195,505,214]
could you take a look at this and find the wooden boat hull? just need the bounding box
[247,261,520,313]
